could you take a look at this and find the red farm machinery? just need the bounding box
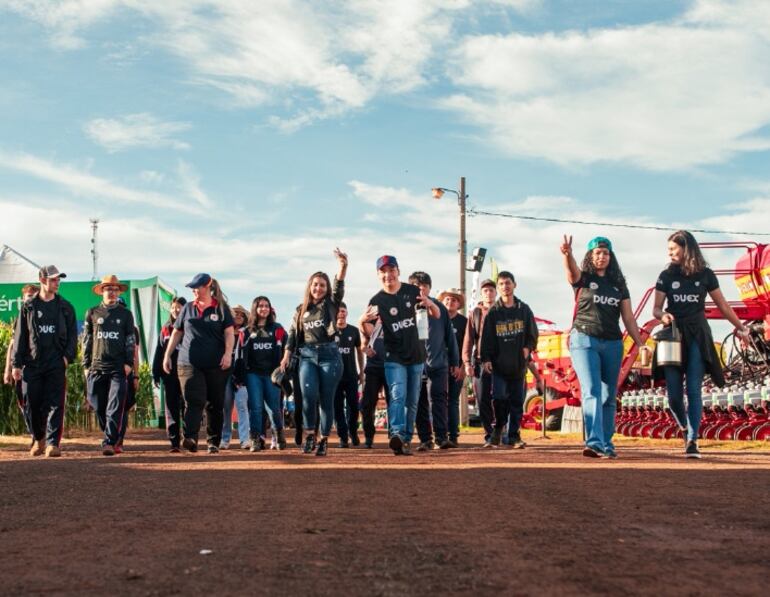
[521,241,770,441]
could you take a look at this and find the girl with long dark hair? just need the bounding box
[561,235,648,458]
[239,295,288,451]
[652,230,749,458]
[280,250,347,456]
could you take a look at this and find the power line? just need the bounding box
[467,207,770,237]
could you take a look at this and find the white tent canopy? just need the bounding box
[0,245,39,283]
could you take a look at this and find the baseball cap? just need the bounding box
[185,273,212,288]
[587,236,613,252]
[480,278,496,289]
[376,255,398,270]
[38,265,66,279]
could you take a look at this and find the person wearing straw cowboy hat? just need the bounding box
[437,287,467,448]
[82,275,136,456]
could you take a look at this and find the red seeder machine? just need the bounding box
[522,242,770,441]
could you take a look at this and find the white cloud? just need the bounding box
[442,0,770,170]
[0,150,202,215]
[84,113,191,152]
[175,159,212,208]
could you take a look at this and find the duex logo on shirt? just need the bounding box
[593,295,620,307]
[251,342,274,350]
[672,294,700,303]
[392,317,415,332]
[303,320,324,331]
[37,324,55,334]
[338,346,352,354]
[97,331,120,340]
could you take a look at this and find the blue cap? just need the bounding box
[185,273,212,289]
[376,255,398,270]
[587,236,612,252]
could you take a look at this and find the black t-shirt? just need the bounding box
[84,304,136,373]
[449,313,467,359]
[175,300,235,369]
[572,273,630,340]
[335,324,361,378]
[34,298,62,369]
[300,302,332,345]
[242,324,286,375]
[369,283,426,366]
[656,265,719,319]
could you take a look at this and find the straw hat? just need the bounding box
[436,288,465,309]
[92,274,128,295]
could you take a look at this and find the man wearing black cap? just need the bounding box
[462,278,497,443]
[363,256,439,455]
[11,265,77,457]
[480,271,538,449]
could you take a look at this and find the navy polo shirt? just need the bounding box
[175,299,234,369]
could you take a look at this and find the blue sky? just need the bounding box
[1,0,769,328]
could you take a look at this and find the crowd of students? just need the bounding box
[4,230,751,459]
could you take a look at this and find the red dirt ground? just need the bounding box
[1,429,768,596]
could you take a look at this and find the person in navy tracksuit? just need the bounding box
[82,275,136,456]
[153,297,187,452]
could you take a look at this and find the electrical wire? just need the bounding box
[467,207,770,237]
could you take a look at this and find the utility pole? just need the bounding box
[459,176,467,315]
[90,218,99,281]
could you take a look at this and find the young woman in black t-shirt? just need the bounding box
[652,230,749,458]
[562,235,648,458]
[280,249,348,456]
[152,296,186,452]
[239,296,288,451]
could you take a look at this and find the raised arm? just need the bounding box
[560,234,581,285]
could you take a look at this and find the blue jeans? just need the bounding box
[384,361,423,442]
[245,372,284,438]
[570,329,623,453]
[491,374,526,437]
[222,377,250,445]
[664,341,705,441]
[299,344,342,437]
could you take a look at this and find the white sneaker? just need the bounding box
[219,441,230,450]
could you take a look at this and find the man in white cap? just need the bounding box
[11,265,77,457]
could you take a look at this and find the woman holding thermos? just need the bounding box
[280,249,347,456]
[561,235,649,459]
[652,230,749,458]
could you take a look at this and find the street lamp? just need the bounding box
[431,177,467,314]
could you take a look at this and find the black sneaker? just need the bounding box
[490,428,502,446]
[447,439,459,448]
[510,435,527,449]
[207,444,219,454]
[182,438,198,453]
[338,439,350,448]
[438,440,450,450]
[685,440,701,459]
[582,446,603,458]
[364,438,374,449]
[416,441,434,452]
[250,439,262,452]
[276,429,287,451]
[350,433,361,447]
[401,441,412,456]
[316,437,328,457]
[389,435,404,455]
[303,434,316,454]
[169,446,181,453]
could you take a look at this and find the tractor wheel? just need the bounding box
[523,388,563,431]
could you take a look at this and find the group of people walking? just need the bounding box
[5,230,750,459]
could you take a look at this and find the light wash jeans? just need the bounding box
[570,329,623,454]
[299,343,343,437]
[222,377,250,446]
[384,361,424,443]
[663,340,705,442]
[245,372,284,438]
